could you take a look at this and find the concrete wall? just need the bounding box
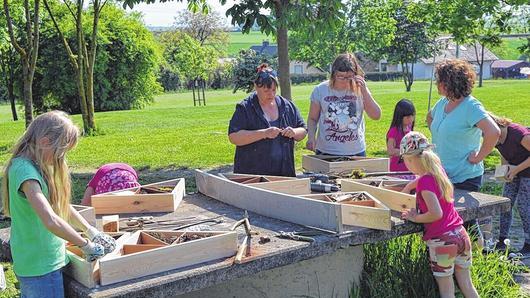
[180,245,364,298]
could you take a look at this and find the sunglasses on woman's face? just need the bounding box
[257,70,278,80]
[335,75,354,81]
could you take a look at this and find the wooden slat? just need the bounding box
[195,170,342,233]
[72,205,96,228]
[102,215,119,233]
[91,178,185,214]
[340,203,391,231]
[123,244,166,255]
[340,179,415,211]
[99,231,237,286]
[250,179,311,195]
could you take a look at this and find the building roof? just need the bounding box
[420,41,498,64]
[491,60,528,69]
[249,41,278,56]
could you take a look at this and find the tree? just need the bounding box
[158,31,218,87]
[384,2,437,92]
[122,0,345,101]
[34,3,161,113]
[173,9,229,56]
[232,49,277,93]
[3,0,41,127]
[43,0,108,134]
[0,43,18,121]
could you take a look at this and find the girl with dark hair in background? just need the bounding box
[387,99,416,172]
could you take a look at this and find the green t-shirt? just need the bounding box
[8,157,68,277]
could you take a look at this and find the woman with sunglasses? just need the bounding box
[306,53,381,156]
[228,64,307,177]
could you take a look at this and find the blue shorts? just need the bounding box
[17,268,64,298]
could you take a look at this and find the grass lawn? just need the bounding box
[227,30,272,56]
[1,79,529,175]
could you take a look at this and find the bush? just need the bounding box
[290,73,328,85]
[364,71,402,81]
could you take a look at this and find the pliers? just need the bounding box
[274,230,321,242]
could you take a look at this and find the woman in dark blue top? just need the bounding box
[228,64,307,177]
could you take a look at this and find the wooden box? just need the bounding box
[219,173,310,195]
[301,192,391,230]
[98,230,238,286]
[355,176,412,192]
[494,165,516,182]
[72,204,96,228]
[91,178,185,215]
[340,179,416,212]
[302,155,389,175]
[64,232,130,288]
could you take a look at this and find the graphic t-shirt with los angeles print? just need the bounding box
[311,81,365,155]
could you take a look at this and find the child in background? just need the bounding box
[489,114,530,254]
[81,163,140,206]
[386,99,416,172]
[1,111,116,298]
[400,132,479,298]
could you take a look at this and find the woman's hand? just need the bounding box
[354,75,366,90]
[281,127,296,138]
[263,127,282,139]
[468,150,482,164]
[506,167,519,181]
[306,139,316,152]
[401,208,418,222]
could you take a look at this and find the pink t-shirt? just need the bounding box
[386,125,411,171]
[416,174,463,240]
[88,163,140,195]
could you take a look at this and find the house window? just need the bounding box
[294,65,303,74]
[380,63,388,72]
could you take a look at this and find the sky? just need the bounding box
[127,0,235,27]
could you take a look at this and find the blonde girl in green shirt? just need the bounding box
[1,111,115,298]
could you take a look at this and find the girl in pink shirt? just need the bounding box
[386,99,415,172]
[400,132,478,298]
[81,163,140,206]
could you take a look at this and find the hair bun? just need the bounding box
[256,63,269,73]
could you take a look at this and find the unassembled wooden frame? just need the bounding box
[340,179,416,212]
[195,170,396,233]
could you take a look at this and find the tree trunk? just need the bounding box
[479,44,485,87]
[22,64,33,127]
[7,69,18,121]
[274,1,292,100]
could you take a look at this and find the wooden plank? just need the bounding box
[302,155,389,174]
[64,246,99,288]
[195,170,342,233]
[140,232,169,245]
[72,205,96,228]
[250,179,311,195]
[494,165,516,182]
[102,215,119,233]
[123,244,166,255]
[340,179,415,212]
[99,230,238,286]
[221,173,298,182]
[91,178,185,214]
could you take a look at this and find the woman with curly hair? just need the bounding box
[426,59,500,247]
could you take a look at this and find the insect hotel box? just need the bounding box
[64,230,237,287]
[91,178,185,215]
[302,155,389,175]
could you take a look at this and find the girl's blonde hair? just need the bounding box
[329,53,365,93]
[1,111,79,219]
[414,150,454,203]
